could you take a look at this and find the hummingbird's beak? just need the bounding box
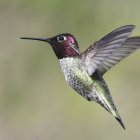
[20,37,50,43]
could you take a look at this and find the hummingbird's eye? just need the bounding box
[57,36,67,42]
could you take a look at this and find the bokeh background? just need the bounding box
[0,0,140,140]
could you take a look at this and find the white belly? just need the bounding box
[59,57,93,97]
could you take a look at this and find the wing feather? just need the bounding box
[80,25,140,75]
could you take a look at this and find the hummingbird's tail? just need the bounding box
[89,87,125,129]
[105,102,125,129]
[103,99,125,129]
[115,116,125,129]
[101,99,125,129]
[90,71,125,129]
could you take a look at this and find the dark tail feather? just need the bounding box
[115,117,125,130]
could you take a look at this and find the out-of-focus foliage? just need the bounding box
[0,0,140,140]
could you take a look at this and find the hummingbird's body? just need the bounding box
[60,57,106,103]
[21,25,140,129]
[59,57,92,99]
[59,57,122,125]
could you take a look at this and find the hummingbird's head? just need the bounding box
[20,33,80,59]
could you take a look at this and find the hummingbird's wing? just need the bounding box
[81,25,140,76]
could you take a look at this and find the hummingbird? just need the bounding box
[20,25,140,129]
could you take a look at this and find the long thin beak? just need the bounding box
[20,37,50,43]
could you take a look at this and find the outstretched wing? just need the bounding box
[80,25,140,76]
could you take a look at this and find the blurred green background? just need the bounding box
[1,0,140,140]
